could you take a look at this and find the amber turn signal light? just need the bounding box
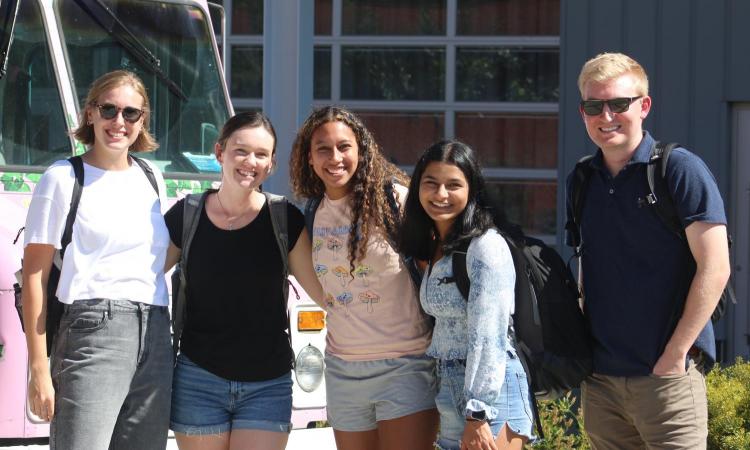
[298,310,326,331]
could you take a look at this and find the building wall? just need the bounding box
[559,0,750,360]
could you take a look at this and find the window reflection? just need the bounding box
[485,181,556,236]
[342,47,445,100]
[456,113,557,168]
[456,48,559,102]
[342,0,446,35]
[355,111,444,165]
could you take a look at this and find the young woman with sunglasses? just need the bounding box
[289,106,438,450]
[399,140,535,450]
[163,112,325,450]
[21,70,172,449]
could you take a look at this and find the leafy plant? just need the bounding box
[706,358,750,450]
[526,391,589,449]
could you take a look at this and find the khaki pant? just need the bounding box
[581,361,707,450]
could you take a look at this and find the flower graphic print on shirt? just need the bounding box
[312,223,385,314]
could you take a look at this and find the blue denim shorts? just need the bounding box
[325,353,437,432]
[434,351,535,450]
[170,354,293,435]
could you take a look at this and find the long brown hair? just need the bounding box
[290,106,409,274]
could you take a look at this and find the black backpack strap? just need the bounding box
[564,155,595,254]
[130,154,159,195]
[450,241,471,302]
[646,142,684,239]
[384,182,423,287]
[172,190,211,359]
[264,192,290,277]
[304,197,322,242]
[61,156,85,257]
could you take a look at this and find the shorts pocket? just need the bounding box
[67,310,108,333]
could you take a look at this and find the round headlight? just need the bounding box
[295,345,324,393]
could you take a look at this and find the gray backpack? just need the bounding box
[170,189,290,359]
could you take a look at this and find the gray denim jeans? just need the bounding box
[50,299,173,450]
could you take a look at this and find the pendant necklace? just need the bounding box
[216,191,238,230]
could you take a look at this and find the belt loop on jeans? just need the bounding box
[107,300,112,319]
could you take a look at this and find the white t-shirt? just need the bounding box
[23,158,170,306]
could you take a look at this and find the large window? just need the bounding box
[312,0,560,240]
[56,0,230,175]
[0,0,69,168]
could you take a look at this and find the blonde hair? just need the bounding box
[577,52,649,97]
[72,70,158,152]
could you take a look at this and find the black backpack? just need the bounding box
[566,141,736,322]
[171,190,291,359]
[450,222,593,438]
[14,155,158,356]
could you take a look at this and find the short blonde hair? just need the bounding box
[577,52,649,97]
[72,70,158,152]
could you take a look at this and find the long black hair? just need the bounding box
[399,140,495,261]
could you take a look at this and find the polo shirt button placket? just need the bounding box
[609,188,614,194]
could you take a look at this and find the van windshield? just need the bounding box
[57,0,230,175]
[0,0,69,168]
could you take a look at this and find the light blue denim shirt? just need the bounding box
[421,229,515,420]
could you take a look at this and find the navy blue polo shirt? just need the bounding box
[566,132,726,376]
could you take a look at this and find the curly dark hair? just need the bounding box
[290,106,409,275]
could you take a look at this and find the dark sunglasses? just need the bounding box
[95,103,144,123]
[580,96,642,116]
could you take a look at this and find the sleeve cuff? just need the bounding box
[464,399,498,421]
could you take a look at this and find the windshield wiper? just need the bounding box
[74,0,187,101]
[0,0,21,79]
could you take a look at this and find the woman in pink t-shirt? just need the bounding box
[289,106,438,450]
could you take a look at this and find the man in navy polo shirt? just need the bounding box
[566,52,730,449]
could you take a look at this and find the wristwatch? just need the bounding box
[466,410,487,422]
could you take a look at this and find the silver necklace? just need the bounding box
[215,191,238,230]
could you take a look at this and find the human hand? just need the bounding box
[652,347,687,377]
[461,420,498,450]
[28,369,55,422]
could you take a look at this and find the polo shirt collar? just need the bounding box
[588,131,656,172]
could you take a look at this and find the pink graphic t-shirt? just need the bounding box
[312,187,432,361]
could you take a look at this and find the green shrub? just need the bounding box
[706,357,750,450]
[513,359,750,449]
[525,391,590,449]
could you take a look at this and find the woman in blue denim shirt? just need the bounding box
[399,140,535,450]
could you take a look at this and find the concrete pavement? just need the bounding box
[0,427,337,449]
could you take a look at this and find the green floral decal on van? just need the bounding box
[0,171,215,198]
[1,172,41,192]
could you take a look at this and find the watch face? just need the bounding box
[470,410,487,421]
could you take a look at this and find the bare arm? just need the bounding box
[22,243,56,421]
[164,241,181,272]
[652,222,730,376]
[288,228,327,308]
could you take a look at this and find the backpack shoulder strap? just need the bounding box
[130,154,159,194]
[264,192,289,276]
[451,240,471,302]
[180,190,211,268]
[565,154,595,250]
[646,142,684,239]
[263,192,294,336]
[172,189,210,359]
[304,196,322,241]
[384,182,423,286]
[62,156,85,257]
